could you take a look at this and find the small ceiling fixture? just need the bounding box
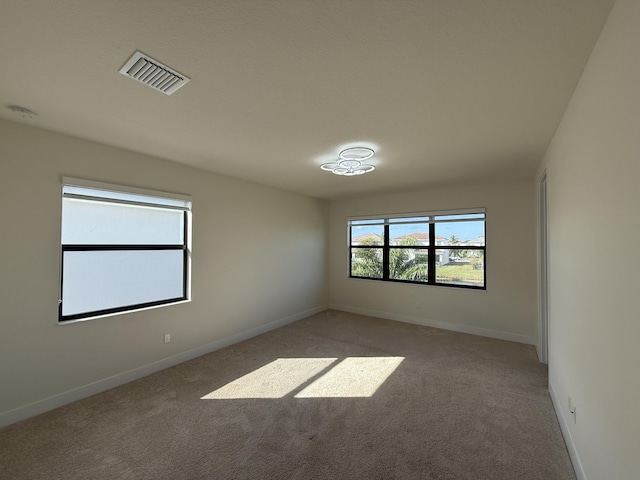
[7,105,37,119]
[321,147,376,176]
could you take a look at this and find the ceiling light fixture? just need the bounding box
[320,147,376,176]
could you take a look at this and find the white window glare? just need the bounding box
[349,219,384,226]
[61,250,185,317]
[59,179,191,322]
[61,199,184,245]
[62,184,191,209]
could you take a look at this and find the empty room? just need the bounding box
[0,1,638,479]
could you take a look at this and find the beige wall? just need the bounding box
[0,120,329,424]
[541,0,640,478]
[328,181,537,344]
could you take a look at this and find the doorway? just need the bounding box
[537,172,549,364]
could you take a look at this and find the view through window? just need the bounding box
[349,210,485,289]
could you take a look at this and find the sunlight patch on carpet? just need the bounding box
[201,357,404,399]
[295,357,404,398]
[201,358,337,399]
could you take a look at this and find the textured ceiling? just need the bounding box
[0,0,615,199]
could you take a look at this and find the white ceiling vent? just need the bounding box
[119,51,190,95]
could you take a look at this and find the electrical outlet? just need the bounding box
[164,333,171,344]
[416,302,421,309]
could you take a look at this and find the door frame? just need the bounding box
[537,171,549,364]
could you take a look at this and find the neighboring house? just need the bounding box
[351,233,383,245]
[466,236,485,247]
[435,235,449,246]
[351,232,383,261]
[456,236,485,263]
[391,233,450,265]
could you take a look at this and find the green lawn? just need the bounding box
[436,262,484,283]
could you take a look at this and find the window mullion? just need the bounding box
[383,224,390,280]
[61,244,184,251]
[428,223,436,284]
[183,210,188,299]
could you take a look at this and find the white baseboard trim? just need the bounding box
[535,343,542,361]
[329,304,535,345]
[0,305,328,429]
[549,382,586,480]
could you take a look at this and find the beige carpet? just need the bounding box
[0,310,575,480]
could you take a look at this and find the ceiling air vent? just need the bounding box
[119,51,190,95]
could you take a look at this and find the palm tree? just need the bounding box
[448,234,469,260]
[390,237,428,281]
[351,238,383,278]
[352,236,428,281]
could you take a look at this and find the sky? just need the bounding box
[351,221,484,242]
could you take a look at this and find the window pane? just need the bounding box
[349,219,384,226]
[62,198,184,245]
[434,213,484,221]
[435,250,484,287]
[435,221,484,246]
[389,248,428,282]
[351,247,383,278]
[389,224,429,246]
[350,225,383,245]
[63,185,190,209]
[62,250,185,316]
[388,216,430,223]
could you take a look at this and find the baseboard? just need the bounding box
[0,305,328,429]
[329,304,535,345]
[549,382,586,480]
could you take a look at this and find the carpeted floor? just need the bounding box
[0,310,575,480]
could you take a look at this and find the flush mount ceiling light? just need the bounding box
[321,147,376,176]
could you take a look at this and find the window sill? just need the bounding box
[58,299,191,325]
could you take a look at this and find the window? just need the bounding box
[59,178,192,322]
[349,209,485,289]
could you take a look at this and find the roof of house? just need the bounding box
[352,233,382,243]
[467,236,485,244]
[392,233,448,242]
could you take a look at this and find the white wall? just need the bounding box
[0,120,329,425]
[328,181,537,344]
[540,0,640,478]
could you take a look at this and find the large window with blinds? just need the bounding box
[349,210,485,289]
[59,178,192,322]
